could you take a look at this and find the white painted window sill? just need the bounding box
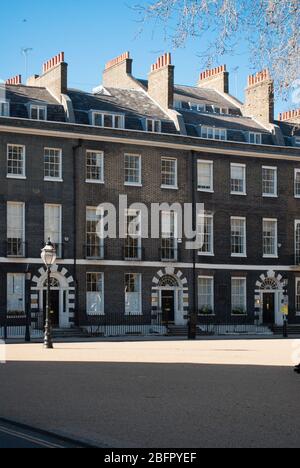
[86,179,105,185]
[7,174,26,180]
[124,183,143,188]
[263,194,278,198]
[198,188,214,193]
[198,252,215,257]
[161,185,179,190]
[230,192,247,196]
[44,178,63,183]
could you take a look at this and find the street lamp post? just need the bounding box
[41,239,57,349]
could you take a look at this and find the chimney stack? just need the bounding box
[197,65,229,94]
[148,53,174,110]
[278,109,300,124]
[5,75,22,86]
[244,69,274,127]
[102,52,142,90]
[27,52,67,102]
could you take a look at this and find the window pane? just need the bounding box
[198,278,214,314]
[262,168,277,196]
[7,274,25,314]
[198,215,213,254]
[263,220,277,256]
[162,158,177,187]
[7,203,25,257]
[232,279,247,315]
[125,154,141,184]
[86,151,103,182]
[86,273,104,315]
[44,148,61,179]
[231,218,246,255]
[7,145,25,176]
[44,205,62,257]
[198,162,213,190]
[86,208,104,259]
[231,165,245,193]
[295,171,300,197]
[125,274,142,315]
[296,223,300,263]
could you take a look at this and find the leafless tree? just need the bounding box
[135,0,300,98]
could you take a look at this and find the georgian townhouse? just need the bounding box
[0,50,300,335]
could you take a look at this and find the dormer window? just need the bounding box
[248,132,262,145]
[30,105,47,121]
[146,119,161,133]
[190,103,205,113]
[201,126,227,141]
[92,112,124,129]
[0,100,9,117]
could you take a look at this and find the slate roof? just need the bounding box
[2,85,66,122]
[174,84,241,111]
[68,88,178,133]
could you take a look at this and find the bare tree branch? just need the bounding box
[135,0,300,98]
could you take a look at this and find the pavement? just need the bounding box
[1,338,300,448]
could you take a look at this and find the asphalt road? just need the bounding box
[0,420,84,448]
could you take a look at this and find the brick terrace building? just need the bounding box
[1,51,300,333]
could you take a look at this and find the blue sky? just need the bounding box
[0,0,291,115]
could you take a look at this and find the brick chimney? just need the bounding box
[148,53,174,110]
[27,52,67,102]
[244,70,274,127]
[197,65,229,94]
[102,52,142,90]
[278,109,300,124]
[5,75,22,86]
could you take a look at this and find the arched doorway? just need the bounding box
[30,266,75,329]
[255,270,287,326]
[152,268,189,326]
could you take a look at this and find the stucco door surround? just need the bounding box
[152,267,189,326]
[255,270,287,326]
[30,265,76,329]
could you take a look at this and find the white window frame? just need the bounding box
[44,204,62,258]
[295,220,300,265]
[295,169,300,198]
[30,104,47,121]
[263,218,278,258]
[231,277,247,316]
[197,160,214,192]
[198,276,215,316]
[231,163,246,196]
[124,153,142,187]
[248,132,262,145]
[294,138,300,147]
[86,150,104,184]
[7,202,25,257]
[262,166,278,198]
[295,278,300,316]
[201,126,227,141]
[7,273,25,315]
[92,111,125,129]
[161,157,178,190]
[146,119,162,133]
[231,217,247,258]
[86,272,105,316]
[161,211,178,261]
[198,213,214,256]
[125,273,142,316]
[44,147,63,182]
[7,144,26,179]
[0,100,10,117]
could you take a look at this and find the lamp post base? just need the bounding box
[44,319,53,349]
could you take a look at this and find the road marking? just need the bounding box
[0,425,64,448]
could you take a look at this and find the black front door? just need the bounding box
[162,291,175,324]
[43,290,60,327]
[263,293,275,324]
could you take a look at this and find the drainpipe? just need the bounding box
[189,150,197,340]
[72,139,83,327]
